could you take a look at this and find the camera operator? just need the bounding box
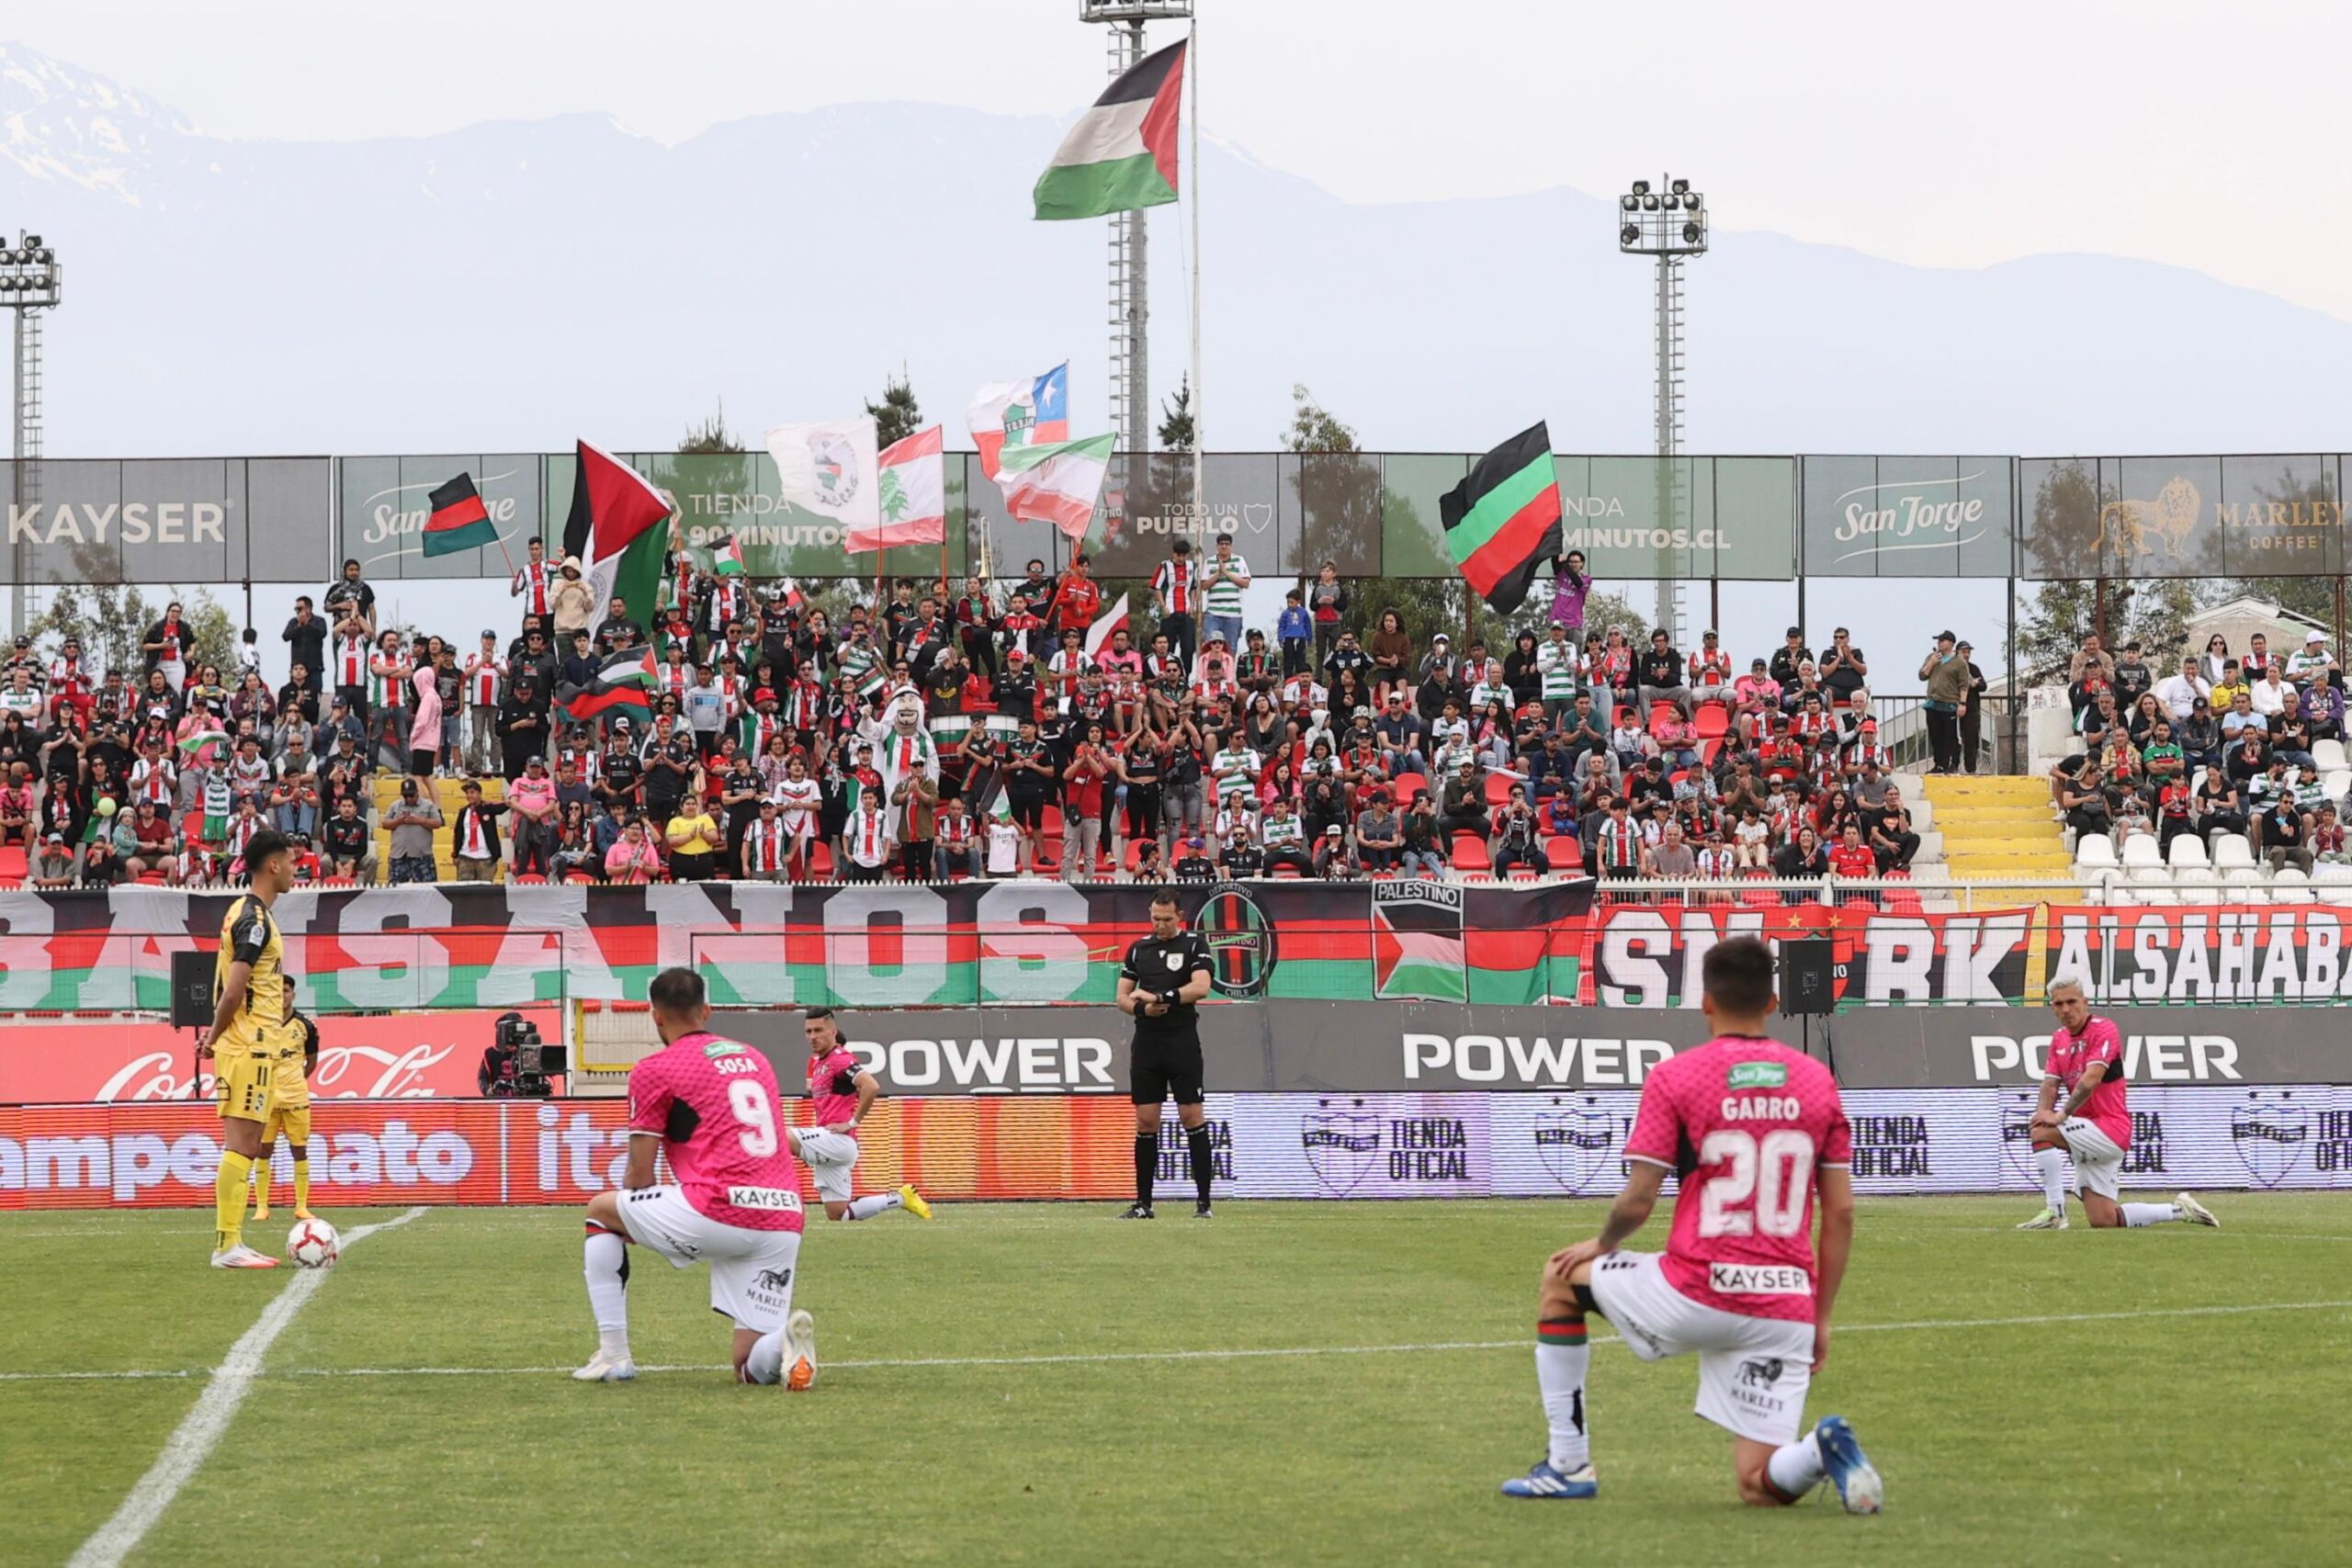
[480,1011,560,1098]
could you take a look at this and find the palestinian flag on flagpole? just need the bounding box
[1035,39,1187,220]
[710,535,747,577]
[849,425,947,553]
[1439,422,1564,614]
[997,432,1114,542]
[556,646,658,725]
[422,473,497,558]
[1082,592,1130,661]
[560,440,673,636]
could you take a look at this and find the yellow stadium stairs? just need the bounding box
[1918,773,2072,881]
[368,773,509,885]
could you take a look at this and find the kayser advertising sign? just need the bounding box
[6,1086,2346,1209]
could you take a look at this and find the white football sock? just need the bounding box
[846,1192,902,1221]
[1767,1431,1826,1497]
[743,1330,784,1385]
[1535,1332,1590,1471]
[2122,1202,2181,1227]
[583,1229,630,1358]
[2034,1146,2068,1213]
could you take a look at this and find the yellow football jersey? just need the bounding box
[214,894,290,1042]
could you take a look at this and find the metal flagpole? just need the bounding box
[1189,23,1204,528]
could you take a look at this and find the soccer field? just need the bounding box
[6,1196,2348,1568]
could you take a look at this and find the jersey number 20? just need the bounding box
[1695,1129,1814,1238]
[727,1079,778,1157]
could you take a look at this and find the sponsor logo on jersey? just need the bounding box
[727,1186,804,1212]
[1726,1061,1789,1089]
[1708,1262,1811,1296]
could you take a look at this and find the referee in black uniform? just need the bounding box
[1117,890,1216,1219]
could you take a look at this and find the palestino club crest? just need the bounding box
[1997,1088,2045,1187]
[1193,881,1277,998]
[808,430,861,510]
[2230,1089,2310,1190]
[1534,1095,1617,1195]
[1241,502,1273,535]
[1301,1097,1383,1196]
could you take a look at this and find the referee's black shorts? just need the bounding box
[1129,1032,1204,1107]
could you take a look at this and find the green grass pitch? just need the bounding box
[6,1196,2349,1566]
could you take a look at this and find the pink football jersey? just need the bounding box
[1623,1036,1852,1325]
[2046,1015,2131,1151]
[807,1044,865,1138]
[628,1030,804,1233]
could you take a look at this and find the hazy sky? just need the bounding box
[17,0,2352,321]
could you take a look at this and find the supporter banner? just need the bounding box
[2019,454,2346,581]
[0,881,1591,1014]
[769,1001,2319,1095]
[1798,456,2015,577]
[2042,903,2352,1006]
[0,1008,559,1104]
[8,1087,2346,1209]
[1577,902,2033,1007]
[2,456,333,587]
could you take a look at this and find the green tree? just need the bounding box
[2209,461,2340,625]
[679,402,745,455]
[25,543,237,679]
[865,372,922,449]
[1157,377,1195,453]
[2017,578,2202,684]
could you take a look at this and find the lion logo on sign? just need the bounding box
[2094,477,2199,559]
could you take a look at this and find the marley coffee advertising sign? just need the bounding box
[2021,454,2346,580]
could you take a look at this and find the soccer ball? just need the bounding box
[287,1218,339,1269]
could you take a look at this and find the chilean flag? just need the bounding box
[967,364,1069,486]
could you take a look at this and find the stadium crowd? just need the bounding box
[0,537,1976,888]
[2048,627,2352,873]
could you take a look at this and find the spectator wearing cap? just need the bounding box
[1768,626,1812,688]
[383,775,443,885]
[452,778,507,883]
[498,649,548,783]
[31,829,78,889]
[508,757,560,877]
[1918,629,1970,773]
[551,555,595,640]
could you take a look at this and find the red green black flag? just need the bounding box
[1439,422,1562,613]
[422,472,497,558]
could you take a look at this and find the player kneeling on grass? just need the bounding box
[799,1008,930,1223]
[2016,976,2218,1234]
[1501,935,1883,1513]
[574,966,819,1388]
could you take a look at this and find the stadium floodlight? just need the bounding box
[1621,224,1640,245]
[1631,180,1650,195]
[3,228,61,636]
[1621,194,1638,211]
[1669,178,1689,196]
[1616,175,1708,643]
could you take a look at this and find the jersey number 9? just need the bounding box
[727,1079,778,1158]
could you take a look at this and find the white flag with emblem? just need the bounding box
[767,417,880,533]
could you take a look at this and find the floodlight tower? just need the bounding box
[0,233,61,637]
[1081,0,1192,466]
[1618,178,1706,643]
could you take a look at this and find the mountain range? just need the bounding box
[2,39,2347,463]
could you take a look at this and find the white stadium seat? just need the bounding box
[2271,866,2314,905]
[2165,833,2209,869]
[2213,836,2256,871]
[2120,834,2164,869]
[2315,739,2348,772]
[2075,833,2117,868]
[2325,769,2351,801]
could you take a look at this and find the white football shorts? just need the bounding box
[796,1128,861,1204]
[617,1183,802,1333]
[1588,1249,1817,1447]
[2058,1117,2125,1201]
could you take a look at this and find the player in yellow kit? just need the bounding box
[200,828,298,1269]
[250,1011,321,1224]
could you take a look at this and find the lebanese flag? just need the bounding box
[967,364,1069,485]
[1034,39,1186,220]
[849,425,947,553]
[422,473,496,558]
[997,433,1114,542]
[1082,593,1130,662]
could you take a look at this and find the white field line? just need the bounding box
[13,1295,2347,1388]
[61,1207,428,1568]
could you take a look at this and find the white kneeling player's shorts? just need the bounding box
[2059,1118,2125,1201]
[618,1184,801,1333]
[796,1128,860,1204]
[1588,1250,1817,1447]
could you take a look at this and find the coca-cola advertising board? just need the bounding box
[0,1009,558,1104]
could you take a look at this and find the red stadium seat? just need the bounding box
[0,845,24,882]
[1544,835,1583,871]
[1694,705,1729,739]
[1452,831,1490,871]
[1483,773,1514,806]
[1648,702,1678,730]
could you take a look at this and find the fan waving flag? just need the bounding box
[849,425,947,553]
[1439,422,1564,614]
[710,535,747,577]
[422,473,496,558]
[557,646,657,725]
[967,365,1069,485]
[1035,39,1187,220]
[998,433,1114,542]
[560,440,674,634]
[1082,593,1131,662]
